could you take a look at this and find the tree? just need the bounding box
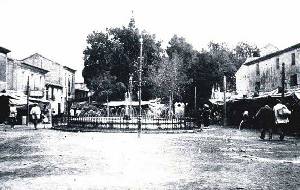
[233,42,260,69]
[82,19,163,102]
[150,54,190,103]
[207,41,260,91]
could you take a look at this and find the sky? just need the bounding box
[0,0,299,82]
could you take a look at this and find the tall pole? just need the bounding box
[281,62,285,100]
[129,74,133,118]
[138,36,143,131]
[27,76,30,126]
[106,94,109,117]
[169,90,172,119]
[194,86,197,111]
[223,75,227,126]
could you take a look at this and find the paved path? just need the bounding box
[0,126,299,189]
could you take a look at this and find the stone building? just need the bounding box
[63,66,76,101]
[74,82,89,100]
[0,47,11,92]
[22,53,75,115]
[0,47,48,99]
[236,43,300,97]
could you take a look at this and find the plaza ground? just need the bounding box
[0,125,299,189]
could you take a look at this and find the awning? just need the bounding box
[0,92,49,106]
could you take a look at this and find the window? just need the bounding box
[290,74,298,86]
[51,87,54,100]
[292,53,296,65]
[39,76,42,89]
[276,58,280,69]
[30,74,34,89]
[46,87,49,100]
[68,79,71,96]
[256,64,260,75]
[22,71,26,89]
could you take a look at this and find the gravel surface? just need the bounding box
[0,126,299,189]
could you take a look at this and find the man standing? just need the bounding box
[255,104,275,140]
[8,105,17,129]
[30,103,41,130]
[202,104,210,127]
[273,99,291,141]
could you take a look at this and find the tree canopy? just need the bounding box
[82,20,259,109]
[82,19,163,101]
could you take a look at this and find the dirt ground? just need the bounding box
[0,125,299,189]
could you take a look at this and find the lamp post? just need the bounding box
[129,74,133,118]
[223,75,227,126]
[138,36,143,131]
[194,86,197,111]
[27,76,30,126]
[106,93,109,117]
[169,90,172,119]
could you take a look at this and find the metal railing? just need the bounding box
[52,116,197,130]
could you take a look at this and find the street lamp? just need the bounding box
[223,75,227,126]
[128,74,133,118]
[138,36,143,131]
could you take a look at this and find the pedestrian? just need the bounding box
[8,105,17,129]
[273,99,291,141]
[255,104,275,140]
[30,103,41,130]
[195,108,203,128]
[290,99,300,130]
[202,104,210,127]
[239,110,249,130]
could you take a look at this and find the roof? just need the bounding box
[0,46,11,54]
[244,43,300,66]
[63,65,76,72]
[21,53,54,62]
[21,62,49,74]
[45,82,63,88]
[22,53,76,72]
[75,83,89,91]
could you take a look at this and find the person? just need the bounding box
[30,103,41,130]
[202,104,210,127]
[195,108,203,128]
[290,100,300,131]
[239,110,249,130]
[8,105,17,128]
[273,99,291,140]
[255,104,275,140]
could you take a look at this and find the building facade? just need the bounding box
[75,82,89,100]
[63,66,76,101]
[0,47,11,92]
[7,60,48,98]
[0,47,48,99]
[236,43,300,97]
[22,53,75,115]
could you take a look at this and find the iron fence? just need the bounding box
[52,115,197,130]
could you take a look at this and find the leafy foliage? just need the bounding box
[82,19,163,102]
[82,21,259,108]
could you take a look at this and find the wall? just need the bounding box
[236,48,300,96]
[23,53,76,115]
[6,59,46,98]
[62,67,76,112]
[23,53,63,86]
[0,54,7,91]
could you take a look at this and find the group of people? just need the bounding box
[195,104,211,128]
[239,99,291,141]
[7,103,49,130]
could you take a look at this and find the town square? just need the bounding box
[0,0,300,189]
